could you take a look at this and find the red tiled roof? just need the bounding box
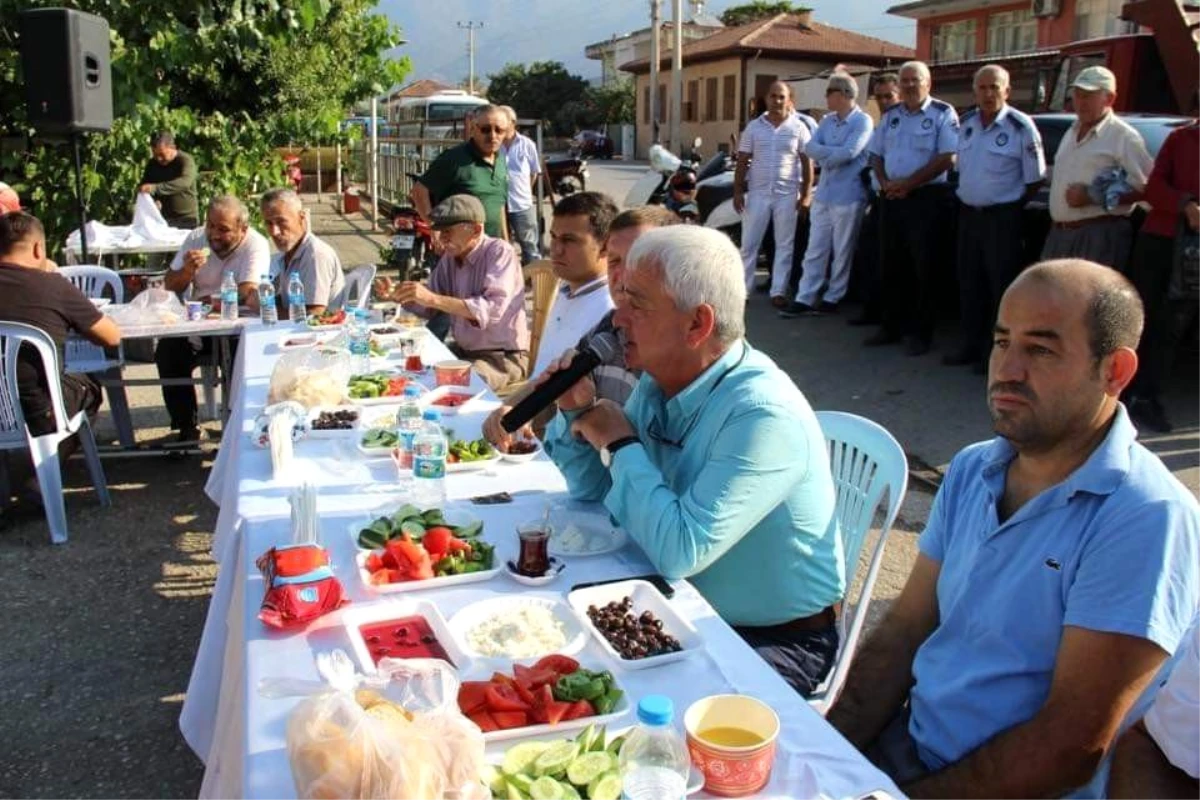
[393,79,454,99]
[620,13,913,72]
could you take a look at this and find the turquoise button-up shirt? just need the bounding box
[544,341,845,627]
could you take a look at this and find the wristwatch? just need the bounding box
[600,436,640,468]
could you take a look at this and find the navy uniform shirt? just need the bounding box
[868,95,959,184]
[956,105,1046,207]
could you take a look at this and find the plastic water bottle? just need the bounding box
[411,408,447,507]
[394,385,424,472]
[287,271,306,324]
[258,274,278,326]
[348,308,371,374]
[618,696,690,800]
[220,270,238,321]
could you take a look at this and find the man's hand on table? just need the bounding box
[571,399,635,451]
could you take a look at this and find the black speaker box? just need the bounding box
[19,8,113,135]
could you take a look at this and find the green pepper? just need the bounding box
[592,687,623,715]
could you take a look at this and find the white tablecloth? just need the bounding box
[179,322,902,800]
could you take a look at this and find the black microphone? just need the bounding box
[501,333,621,433]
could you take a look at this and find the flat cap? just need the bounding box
[1071,65,1116,93]
[430,194,486,229]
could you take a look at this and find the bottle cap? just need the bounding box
[421,408,441,422]
[636,695,674,726]
[403,385,421,397]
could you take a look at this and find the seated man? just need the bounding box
[260,188,344,313]
[1108,615,1199,798]
[0,213,121,486]
[546,225,845,697]
[827,259,1200,797]
[381,194,529,392]
[156,195,268,443]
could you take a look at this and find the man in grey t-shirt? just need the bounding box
[260,188,344,313]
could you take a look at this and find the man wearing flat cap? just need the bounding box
[1042,65,1153,271]
[376,194,529,391]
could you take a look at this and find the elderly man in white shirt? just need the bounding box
[500,105,543,264]
[734,80,814,305]
[1108,615,1199,797]
[1041,66,1153,271]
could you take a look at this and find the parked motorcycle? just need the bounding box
[543,155,589,198]
[386,173,437,278]
[625,138,734,220]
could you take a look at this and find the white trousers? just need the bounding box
[794,200,865,306]
[740,191,798,297]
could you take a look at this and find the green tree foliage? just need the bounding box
[0,0,410,253]
[719,1,809,27]
[592,80,636,125]
[486,62,634,135]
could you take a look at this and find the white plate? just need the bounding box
[447,450,502,473]
[503,557,565,587]
[355,549,500,594]
[567,579,702,670]
[348,371,427,406]
[547,507,628,557]
[357,429,400,457]
[499,441,542,463]
[305,405,362,439]
[349,505,486,550]
[474,681,632,744]
[448,596,588,667]
[89,297,112,309]
[423,384,486,415]
[340,598,471,674]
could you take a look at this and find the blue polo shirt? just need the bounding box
[909,405,1199,796]
[868,95,959,184]
[805,106,874,206]
[544,341,845,626]
[955,104,1046,207]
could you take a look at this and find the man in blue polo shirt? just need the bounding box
[827,258,1199,798]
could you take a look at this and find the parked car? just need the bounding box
[570,130,614,159]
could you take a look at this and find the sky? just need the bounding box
[380,0,916,88]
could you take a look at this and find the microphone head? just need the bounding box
[586,332,620,363]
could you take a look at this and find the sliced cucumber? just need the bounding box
[357,528,387,549]
[391,504,421,522]
[399,519,426,538]
[505,780,528,800]
[558,780,581,800]
[588,771,622,800]
[502,741,551,777]
[533,740,579,778]
[456,519,484,538]
[421,508,446,525]
[528,776,564,800]
[604,734,626,756]
[565,751,614,788]
[573,723,597,752]
[482,764,507,796]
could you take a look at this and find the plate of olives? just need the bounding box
[567,579,701,669]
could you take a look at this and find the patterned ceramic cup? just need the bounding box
[684,694,781,797]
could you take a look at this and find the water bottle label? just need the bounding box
[413,456,445,480]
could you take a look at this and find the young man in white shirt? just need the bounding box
[1041,65,1153,272]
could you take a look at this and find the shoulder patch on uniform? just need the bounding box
[930,98,954,113]
[961,108,979,122]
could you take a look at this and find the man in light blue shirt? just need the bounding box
[828,258,1200,798]
[782,72,874,318]
[545,225,845,697]
[499,106,542,264]
[944,65,1046,374]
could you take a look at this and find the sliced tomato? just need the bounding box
[458,681,490,715]
[385,535,434,580]
[468,710,499,733]
[421,526,454,557]
[486,683,531,713]
[367,569,392,586]
[491,710,529,730]
[539,684,571,726]
[489,671,516,687]
[562,699,594,721]
[513,664,557,689]
[380,549,399,570]
[364,552,384,573]
[386,568,408,583]
[534,655,580,676]
[512,679,537,707]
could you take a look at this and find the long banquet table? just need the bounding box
[179,320,903,800]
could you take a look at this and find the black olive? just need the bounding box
[653,619,664,630]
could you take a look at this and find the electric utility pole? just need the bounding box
[458,21,483,94]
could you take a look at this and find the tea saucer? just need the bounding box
[504,558,565,586]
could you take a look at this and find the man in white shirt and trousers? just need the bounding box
[734,80,813,307]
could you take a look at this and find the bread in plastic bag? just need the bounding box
[260,649,489,800]
[106,286,187,327]
[268,345,352,408]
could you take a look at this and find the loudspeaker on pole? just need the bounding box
[19,8,113,135]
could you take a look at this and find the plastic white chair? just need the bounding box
[340,263,377,310]
[57,266,135,448]
[808,410,909,715]
[0,322,111,544]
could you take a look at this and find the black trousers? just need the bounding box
[849,195,884,314]
[734,622,839,698]
[1128,232,1199,400]
[955,201,1027,359]
[154,337,231,430]
[22,372,101,437]
[880,186,953,343]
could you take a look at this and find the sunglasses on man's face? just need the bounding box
[477,125,507,136]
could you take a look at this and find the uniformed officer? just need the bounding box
[944,64,1046,373]
[864,60,959,356]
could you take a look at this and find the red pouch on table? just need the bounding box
[257,543,349,630]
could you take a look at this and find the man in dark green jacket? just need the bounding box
[139,131,199,229]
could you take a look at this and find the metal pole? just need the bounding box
[649,0,661,145]
[671,0,683,154]
[71,133,90,263]
[458,22,483,94]
[370,96,380,231]
[535,120,545,252]
[335,141,343,214]
[316,143,323,204]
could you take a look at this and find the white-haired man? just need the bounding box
[499,105,542,263]
[1042,66,1153,272]
[260,188,344,314]
[944,64,1045,373]
[781,72,874,317]
[547,225,845,697]
[865,60,959,357]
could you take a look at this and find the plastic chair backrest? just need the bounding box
[58,265,124,303]
[522,260,559,370]
[342,264,377,310]
[810,410,909,713]
[0,322,68,447]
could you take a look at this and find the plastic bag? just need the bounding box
[260,650,489,800]
[268,346,352,408]
[106,286,187,327]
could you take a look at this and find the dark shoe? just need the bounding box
[175,427,206,445]
[905,336,931,357]
[941,348,979,367]
[1128,395,1173,434]
[848,315,879,327]
[863,330,902,347]
[770,295,789,309]
[817,301,839,314]
[779,301,818,319]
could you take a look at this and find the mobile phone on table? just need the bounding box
[571,573,675,599]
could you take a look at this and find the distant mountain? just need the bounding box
[382,0,913,84]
